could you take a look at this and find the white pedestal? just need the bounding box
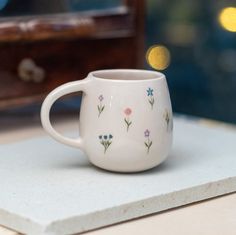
[0,118,236,235]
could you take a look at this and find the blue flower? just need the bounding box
[109,134,113,139]
[147,88,153,96]
[104,135,108,140]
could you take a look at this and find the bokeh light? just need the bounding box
[146,45,171,70]
[218,7,236,32]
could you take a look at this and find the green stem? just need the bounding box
[103,140,112,154]
[98,104,101,117]
[127,122,131,131]
[149,97,154,109]
[98,103,105,117]
[125,118,132,132]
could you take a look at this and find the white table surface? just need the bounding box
[0,113,236,235]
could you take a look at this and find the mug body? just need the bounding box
[79,69,173,172]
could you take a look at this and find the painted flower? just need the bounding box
[164,109,173,132]
[98,95,104,102]
[124,108,132,116]
[147,88,154,96]
[99,134,113,153]
[124,107,132,132]
[144,129,152,154]
[146,88,155,109]
[144,129,150,137]
[97,94,105,117]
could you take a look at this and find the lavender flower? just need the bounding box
[97,94,105,117]
[98,95,104,102]
[144,129,152,154]
[144,129,150,137]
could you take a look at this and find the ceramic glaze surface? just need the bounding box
[41,69,173,172]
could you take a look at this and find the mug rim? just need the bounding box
[89,69,165,82]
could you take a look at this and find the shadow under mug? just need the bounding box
[41,69,173,172]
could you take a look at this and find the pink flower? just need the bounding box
[124,108,132,116]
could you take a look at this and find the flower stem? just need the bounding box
[127,122,131,131]
[149,97,154,109]
[125,118,132,132]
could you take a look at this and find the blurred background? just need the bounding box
[0,0,236,130]
[147,0,236,124]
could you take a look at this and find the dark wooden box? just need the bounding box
[0,0,144,109]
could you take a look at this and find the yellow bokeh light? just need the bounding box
[146,45,170,70]
[219,7,236,32]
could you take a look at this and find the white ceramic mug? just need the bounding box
[41,69,173,172]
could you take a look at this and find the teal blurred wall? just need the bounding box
[146,0,236,123]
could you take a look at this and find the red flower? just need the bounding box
[124,108,132,116]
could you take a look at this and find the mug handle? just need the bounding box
[40,79,91,150]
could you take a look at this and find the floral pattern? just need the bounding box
[99,134,113,153]
[96,90,174,155]
[124,107,132,132]
[144,129,152,154]
[146,87,155,109]
[163,109,173,132]
[97,95,105,117]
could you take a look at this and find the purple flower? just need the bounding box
[144,129,150,137]
[98,95,104,102]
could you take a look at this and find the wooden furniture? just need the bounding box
[0,0,144,109]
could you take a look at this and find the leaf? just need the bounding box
[97,105,100,111]
[149,97,154,105]
[145,142,148,147]
[124,118,128,125]
[101,106,105,112]
[149,141,152,147]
